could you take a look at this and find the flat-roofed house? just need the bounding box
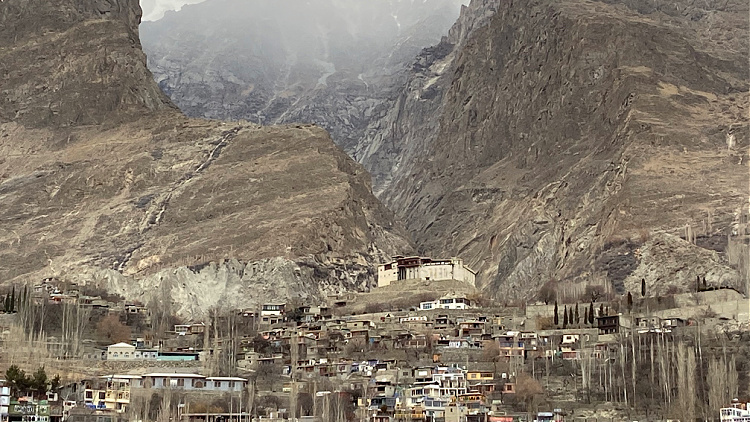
[106,343,136,361]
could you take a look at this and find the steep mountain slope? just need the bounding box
[0,0,175,127]
[0,0,412,317]
[364,0,749,299]
[139,0,465,152]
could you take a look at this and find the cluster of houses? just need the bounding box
[235,302,689,367]
[214,301,687,421]
[360,364,519,422]
[56,364,532,422]
[4,257,701,422]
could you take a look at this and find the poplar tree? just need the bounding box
[553,301,559,326]
[574,303,579,325]
[563,306,568,328]
[568,307,574,326]
[584,307,588,325]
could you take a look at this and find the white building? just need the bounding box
[139,374,247,392]
[419,295,471,311]
[260,303,285,317]
[377,256,476,288]
[106,343,157,361]
[720,403,750,422]
[406,366,468,418]
[106,343,136,360]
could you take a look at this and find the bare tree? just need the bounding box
[708,353,738,416]
[676,343,696,422]
[96,314,131,344]
[515,373,544,419]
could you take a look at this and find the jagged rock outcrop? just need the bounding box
[0,0,413,315]
[139,0,465,152]
[362,0,749,299]
[0,0,176,127]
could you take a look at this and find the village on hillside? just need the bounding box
[0,256,749,422]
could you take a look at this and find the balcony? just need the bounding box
[394,410,426,420]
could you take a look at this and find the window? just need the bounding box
[176,378,184,387]
[214,381,221,388]
[228,381,235,388]
[98,392,105,400]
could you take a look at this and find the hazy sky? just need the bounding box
[140,0,207,21]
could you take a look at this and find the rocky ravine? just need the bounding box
[0,0,412,318]
[362,0,749,299]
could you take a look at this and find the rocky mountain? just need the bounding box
[4,0,746,312]
[0,0,412,317]
[364,0,749,300]
[140,0,466,152]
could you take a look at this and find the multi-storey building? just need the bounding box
[377,257,476,287]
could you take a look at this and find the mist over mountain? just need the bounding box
[140,0,466,151]
[140,0,207,21]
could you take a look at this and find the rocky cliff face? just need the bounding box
[354,0,500,193]
[364,0,749,299]
[0,0,176,128]
[139,0,466,153]
[0,0,412,316]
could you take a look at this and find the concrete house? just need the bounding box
[420,295,472,311]
[105,343,157,361]
[141,374,247,392]
[261,303,285,317]
[466,371,494,384]
[174,323,206,336]
[458,320,485,337]
[106,343,136,361]
[495,333,524,358]
[597,315,623,335]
